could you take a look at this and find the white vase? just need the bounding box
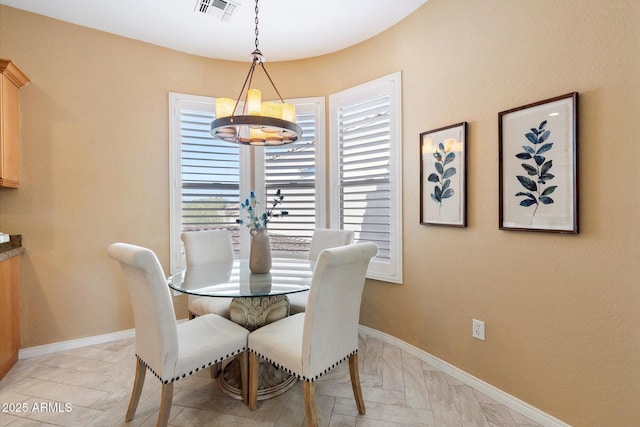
[249,228,272,274]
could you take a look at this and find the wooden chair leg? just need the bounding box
[348,353,366,415]
[238,351,249,405]
[303,381,318,427]
[210,362,221,378]
[248,352,259,410]
[157,382,174,427]
[126,358,146,421]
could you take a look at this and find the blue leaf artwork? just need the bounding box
[514,120,557,216]
[428,143,456,213]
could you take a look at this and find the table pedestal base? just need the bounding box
[221,295,296,400]
[218,358,296,401]
[229,295,289,330]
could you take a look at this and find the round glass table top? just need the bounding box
[167,257,313,298]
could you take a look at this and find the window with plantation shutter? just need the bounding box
[256,98,326,257]
[169,93,325,271]
[329,72,403,283]
[169,93,249,270]
[180,112,240,232]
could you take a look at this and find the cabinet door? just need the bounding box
[0,256,21,379]
[0,74,22,188]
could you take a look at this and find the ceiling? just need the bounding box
[0,0,428,62]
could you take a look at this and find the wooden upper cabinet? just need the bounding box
[0,59,30,189]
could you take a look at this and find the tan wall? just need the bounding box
[0,1,638,426]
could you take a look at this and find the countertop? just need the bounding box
[0,235,23,261]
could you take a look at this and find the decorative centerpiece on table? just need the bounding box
[237,190,288,273]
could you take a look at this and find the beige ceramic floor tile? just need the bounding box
[2,334,546,427]
[481,402,517,427]
[334,398,434,426]
[508,408,542,426]
[169,406,273,427]
[329,412,357,427]
[381,345,404,392]
[400,351,430,410]
[355,419,414,427]
[361,337,383,377]
[450,384,488,427]
[424,370,462,426]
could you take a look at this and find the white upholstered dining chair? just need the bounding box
[247,242,378,426]
[288,228,354,315]
[107,243,249,427]
[181,229,234,319]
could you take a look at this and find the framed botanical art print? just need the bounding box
[420,122,467,227]
[499,92,578,233]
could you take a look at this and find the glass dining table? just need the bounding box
[167,257,313,400]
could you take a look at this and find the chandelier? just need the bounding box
[210,0,302,146]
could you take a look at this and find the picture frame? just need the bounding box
[499,92,578,233]
[420,122,467,227]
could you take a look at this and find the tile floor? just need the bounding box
[0,333,542,426]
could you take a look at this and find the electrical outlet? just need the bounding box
[472,319,485,341]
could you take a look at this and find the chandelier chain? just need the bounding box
[254,0,260,51]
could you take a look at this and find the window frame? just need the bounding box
[329,72,403,284]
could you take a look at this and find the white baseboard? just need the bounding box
[18,319,197,360]
[358,325,571,427]
[18,324,568,427]
[18,328,136,359]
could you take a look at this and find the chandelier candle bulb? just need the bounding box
[262,102,282,119]
[261,102,283,133]
[215,98,235,118]
[216,98,235,118]
[282,103,296,123]
[266,137,284,145]
[247,89,262,115]
[249,127,267,144]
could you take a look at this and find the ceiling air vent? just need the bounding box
[194,0,239,22]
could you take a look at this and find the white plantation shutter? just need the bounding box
[170,94,324,270]
[180,111,240,230]
[258,98,326,256]
[337,96,391,254]
[330,73,403,283]
[169,93,250,270]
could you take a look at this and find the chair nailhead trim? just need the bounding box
[135,346,246,384]
[248,349,358,383]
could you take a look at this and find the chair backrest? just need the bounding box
[308,229,354,261]
[181,229,234,267]
[302,242,378,379]
[107,243,179,379]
